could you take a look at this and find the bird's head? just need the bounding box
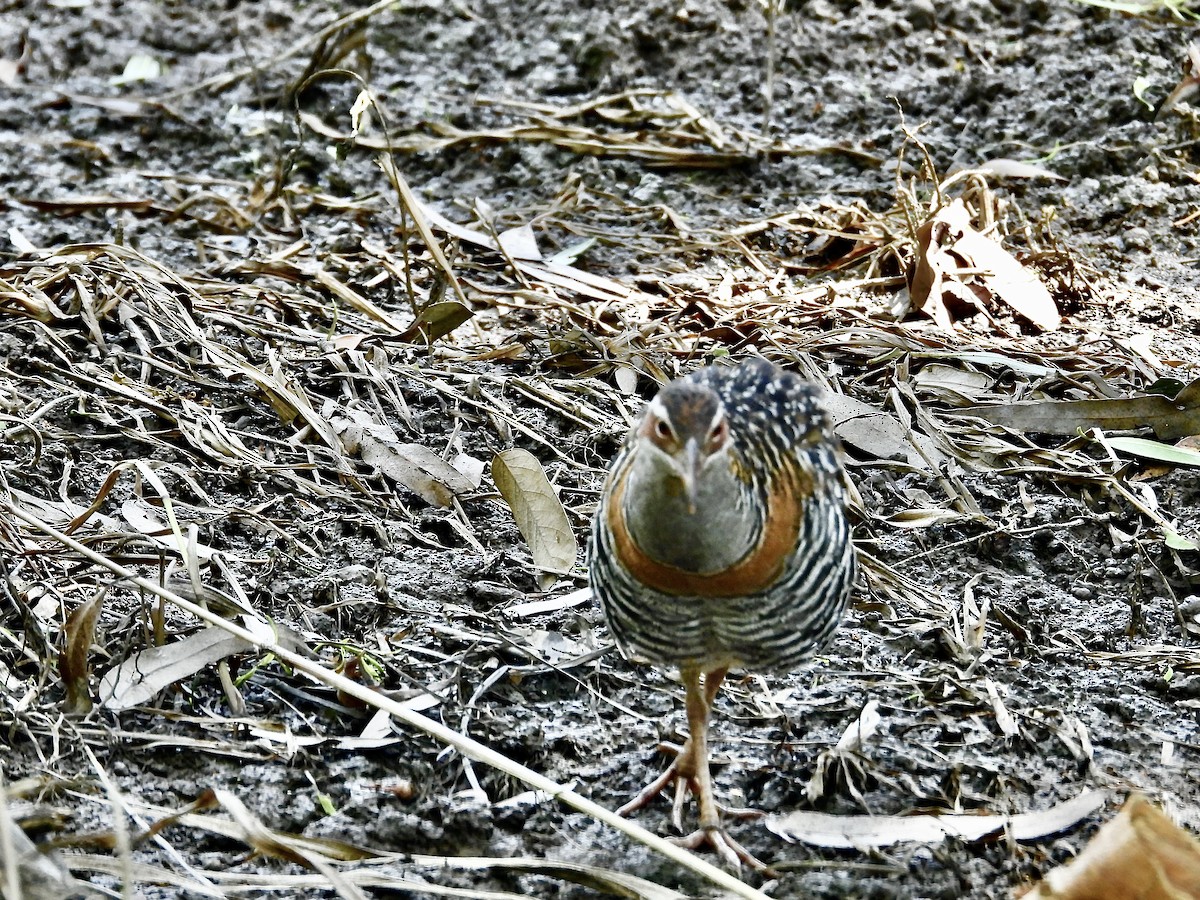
[635,382,730,514]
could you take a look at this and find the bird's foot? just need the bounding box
[617,741,773,872]
[615,744,686,820]
[616,739,711,825]
[618,741,762,823]
[674,824,777,876]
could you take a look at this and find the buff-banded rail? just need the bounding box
[589,357,857,870]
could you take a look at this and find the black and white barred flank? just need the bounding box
[589,358,857,672]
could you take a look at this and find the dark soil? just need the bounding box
[3,1,1200,898]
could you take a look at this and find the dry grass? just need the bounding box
[2,27,1199,896]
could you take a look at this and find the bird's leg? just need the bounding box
[616,666,720,820]
[673,668,772,872]
[618,667,773,872]
[669,666,725,827]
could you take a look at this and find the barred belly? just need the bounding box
[590,491,856,672]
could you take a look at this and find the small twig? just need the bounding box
[762,0,780,135]
[5,501,773,900]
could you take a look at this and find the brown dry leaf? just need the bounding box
[909,212,958,331]
[333,410,474,508]
[823,392,945,470]
[963,377,1200,442]
[377,154,471,309]
[397,300,473,343]
[909,199,1060,332]
[60,593,103,716]
[98,626,256,711]
[0,277,67,322]
[767,790,1105,849]
[491,449,577,591]
[1024,794,1200,899]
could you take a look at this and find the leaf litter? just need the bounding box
[2,3,1200,898]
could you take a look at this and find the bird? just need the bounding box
[589,357,857,871]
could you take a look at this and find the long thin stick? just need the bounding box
[5,501,772,900]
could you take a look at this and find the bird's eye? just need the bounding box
[655,419,674,440]
[709,420,727,445]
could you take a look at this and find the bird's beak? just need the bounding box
[678,438,702,514]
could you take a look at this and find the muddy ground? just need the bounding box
[3,1,1200,898]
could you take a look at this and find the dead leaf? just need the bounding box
[60,593,103,715]
[506,586,592,619]
[834,699,881,752]
[111,53,161,85]
[99,626,255,711]
[909,199,1060,332]
[491,449,578,590]
[882,508,965,529]
[497,223,543,261]
[977,158,1065,181]
[615,366,640,394]
[767,790,1106,849]
[450,453,487,489]
[963,378,1200,441]
[909,214,957,331]
[823,392,944,470]
[912,364,996,403]
[333,410,474,507]
[1025,794,1200,899]
[397,300,473,343]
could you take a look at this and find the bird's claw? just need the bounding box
[674,825,777,876]
[617,743,774,872]
[616,740,695,819]
[615,756,683,819]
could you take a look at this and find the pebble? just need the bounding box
[1124,227,1152,252]
[905,0,937,29]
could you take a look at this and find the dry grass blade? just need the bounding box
[208,789,366,900]
[0,805,94,900]
[4,502,772,900]
[122,793,693,900]
[304,87,880,171]
[378,154,471,309]
[409,857,692,900]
